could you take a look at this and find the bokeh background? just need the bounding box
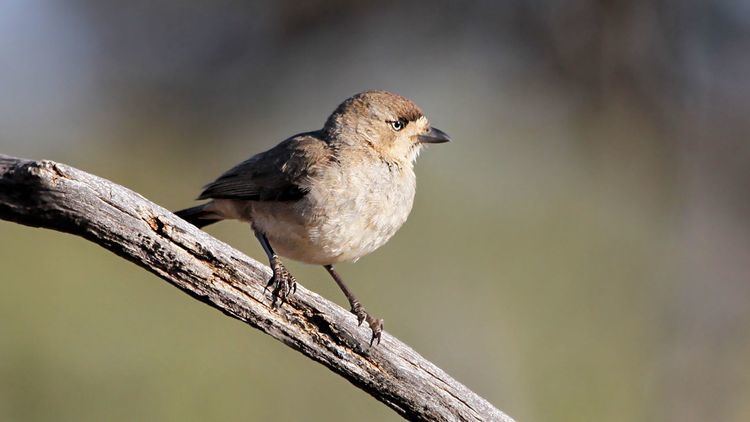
[2,1,750,421]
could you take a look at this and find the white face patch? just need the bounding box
[404,116,430,162]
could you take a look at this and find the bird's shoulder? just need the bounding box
[198,131,333,201]
[272,131,334,175]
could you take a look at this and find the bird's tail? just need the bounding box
[174,203,222,228]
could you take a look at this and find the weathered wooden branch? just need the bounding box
[0,154,513,422]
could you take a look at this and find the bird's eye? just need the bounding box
[388,120,406,131]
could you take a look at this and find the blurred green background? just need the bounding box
[2,1,750,421]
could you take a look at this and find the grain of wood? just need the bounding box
[0,154,514,422]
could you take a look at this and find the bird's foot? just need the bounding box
[351,301,383,346]
[265,256,297,307]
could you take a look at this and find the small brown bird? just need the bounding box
[176,90,450,345]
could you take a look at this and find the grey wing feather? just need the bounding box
[198,132,325,202]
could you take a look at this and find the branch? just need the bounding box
[0,154,514,422]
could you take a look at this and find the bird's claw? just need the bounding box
[351,302,383,346]
[369,318,383,346]
[265,257,297,307]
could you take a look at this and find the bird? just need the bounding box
[175,90,450,345]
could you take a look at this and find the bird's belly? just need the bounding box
[250,182,414,265]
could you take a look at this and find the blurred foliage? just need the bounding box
[2,1,750,421]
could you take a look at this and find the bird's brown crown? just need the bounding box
[323,90,424,139]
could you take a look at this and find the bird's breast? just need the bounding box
[251,163,416,264]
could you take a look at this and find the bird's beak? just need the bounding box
[418,127,452,144]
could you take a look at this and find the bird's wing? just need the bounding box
[198,132,330,202]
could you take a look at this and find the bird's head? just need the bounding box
[323,90,450,165]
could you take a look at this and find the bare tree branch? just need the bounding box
[0,154,513,422]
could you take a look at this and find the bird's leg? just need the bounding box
[324,265,383,346]
[254,231,296,307]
